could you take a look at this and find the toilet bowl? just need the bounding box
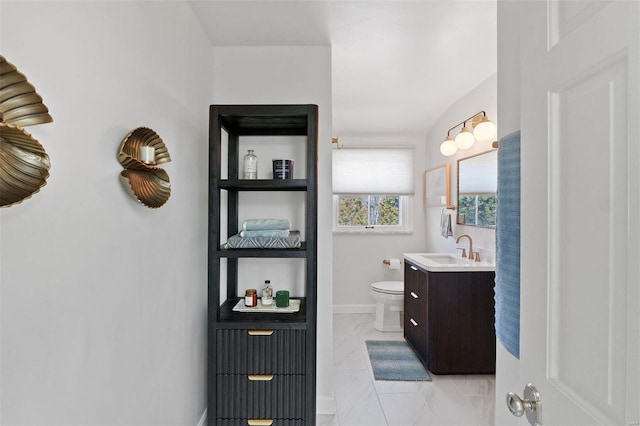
[370,281,404,332]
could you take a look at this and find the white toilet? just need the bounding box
[370,281,404,332]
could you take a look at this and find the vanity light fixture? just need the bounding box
[440,111,496,157]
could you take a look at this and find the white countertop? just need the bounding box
[403,253,495,273]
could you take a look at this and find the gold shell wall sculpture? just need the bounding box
[118,127,171,208]
[119,168,171,209]
[118,126,171,170]
[0,55,53,207]
[0,124,51,207]
[0,55,53,127]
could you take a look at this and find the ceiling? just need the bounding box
[187,0,497,139]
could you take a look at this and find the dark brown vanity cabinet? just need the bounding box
[404,261,496,374]
[208,105,318,425]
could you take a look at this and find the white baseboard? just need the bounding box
[316,395,337,415]
[197,408,207,426]
[333,304,376,314]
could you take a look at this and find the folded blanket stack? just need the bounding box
[241,219,291,237]
[223,219,300,249]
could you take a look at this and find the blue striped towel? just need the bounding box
[242,219,290,231]
[240,230,290,238]
[495,131,521,359]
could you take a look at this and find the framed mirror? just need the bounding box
[457,150,497,227]
[424,164,450,207]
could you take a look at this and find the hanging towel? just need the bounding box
[495,131,521,359]
[242,219,290,231]
[440,210,453,238]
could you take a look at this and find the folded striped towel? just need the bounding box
[223,231,301,249]
[240,230,290,238]
[242,219,290,231]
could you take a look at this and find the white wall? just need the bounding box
[211,46,335,414]
[495,1,522,424]
[332,134,427,311]
[424,73,498,260]
[0,2,212,424]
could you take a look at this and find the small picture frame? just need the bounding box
[424,164,450,207]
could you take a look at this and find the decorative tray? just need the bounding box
[232,298,301,313]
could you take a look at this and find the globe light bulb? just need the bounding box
[440,135,458,156]
[473,116,497,143]
[455,126,475,149]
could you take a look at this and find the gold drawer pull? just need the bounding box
[248,330,274,336]
[248,420,273,426]
[248,374,274,381]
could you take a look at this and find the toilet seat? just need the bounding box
[371,281,403,295]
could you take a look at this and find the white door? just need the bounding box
[515,0,639,424]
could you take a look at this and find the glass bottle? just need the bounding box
[262,280,273,306]
[243,149,258,179]
[244,289,257,307]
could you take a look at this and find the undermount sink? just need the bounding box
[419,254,467,265]
[403,252,495,272]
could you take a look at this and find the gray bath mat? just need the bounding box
[365,340,431,381]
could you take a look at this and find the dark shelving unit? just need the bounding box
[208,105,318,425]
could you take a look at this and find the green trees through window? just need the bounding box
[337,195,401,227]
[458,194,497,227]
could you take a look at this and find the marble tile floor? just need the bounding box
[316,313,495,426]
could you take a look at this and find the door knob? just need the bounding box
[506,383,541,425]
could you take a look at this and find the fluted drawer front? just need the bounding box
[216,329,306,374]
[216,374,305,419]
[215,419,306,426]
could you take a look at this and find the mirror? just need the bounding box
[457,150,497,228]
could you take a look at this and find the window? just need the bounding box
[333,194,412,233]
[332,147,414,233]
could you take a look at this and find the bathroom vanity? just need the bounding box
[403,254,496,374]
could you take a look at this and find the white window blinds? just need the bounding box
[332,148,415,195]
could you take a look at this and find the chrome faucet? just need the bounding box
[456,234,474,260]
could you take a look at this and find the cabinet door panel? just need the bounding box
[404,263,427,324]
[428,272,496,374]
[216,329,306,374]
[404,263,424,298]
[404,313,428,365]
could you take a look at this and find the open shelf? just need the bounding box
[217,244,307,259]
[218,179,308,191]
[215,104,312,135]
[217,297,309,324]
